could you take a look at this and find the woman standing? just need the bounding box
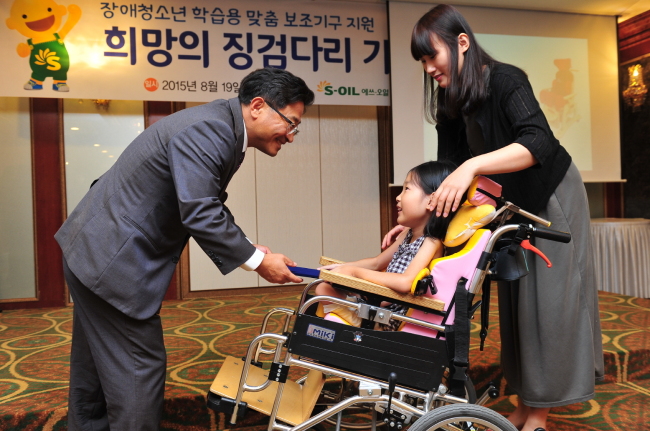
[402,5,604,431]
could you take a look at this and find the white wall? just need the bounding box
[0,97,35,300]
[63,99,144,214]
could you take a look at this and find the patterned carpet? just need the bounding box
[0,289,648,430]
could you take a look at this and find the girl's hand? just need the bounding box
[381,225,406,249]
[318,263,343,271]
[431,162,476,217]
[331,265,356,276]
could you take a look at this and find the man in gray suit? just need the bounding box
[55,67,315,430]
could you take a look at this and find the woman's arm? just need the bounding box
[333,237,442,294]
[433,67,559,218]
[432,143,537,217]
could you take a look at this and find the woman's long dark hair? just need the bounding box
[411,4,497,123]
[408,160,460,240]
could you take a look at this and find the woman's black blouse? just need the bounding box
[436,63,572,216]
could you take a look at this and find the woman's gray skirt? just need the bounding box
[497,162,605,408]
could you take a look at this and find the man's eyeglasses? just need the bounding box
[267,103,300,136]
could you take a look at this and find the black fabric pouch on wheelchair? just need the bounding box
[289,314,448,392]
[490,245,529,281]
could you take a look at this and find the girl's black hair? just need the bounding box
[411,4,498,123]
[408,160,460,240]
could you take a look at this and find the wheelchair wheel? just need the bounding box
[464,377,477,404]
[408,403,517,431]
[442,372,476,404]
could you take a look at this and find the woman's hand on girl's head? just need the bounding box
[382,225,407,249]
[431,162,476,217]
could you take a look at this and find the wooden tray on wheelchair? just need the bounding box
[318,267,446,312]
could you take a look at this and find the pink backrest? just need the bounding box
[468,176,502,207]
[400,229,492,338]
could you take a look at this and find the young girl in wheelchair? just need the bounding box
[315,160,458,328]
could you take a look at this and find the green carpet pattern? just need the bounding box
[0,290,648,430]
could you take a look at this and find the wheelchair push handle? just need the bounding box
[517,208,552,227]
[530,225,572,243]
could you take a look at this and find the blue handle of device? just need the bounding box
[288,266,321,278]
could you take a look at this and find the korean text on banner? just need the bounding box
[1,0,390,105]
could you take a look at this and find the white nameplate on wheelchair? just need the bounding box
[306,324,336,342]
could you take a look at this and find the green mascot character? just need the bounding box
[6,0,81,92]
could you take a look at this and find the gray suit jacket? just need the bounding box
[56,98,256,319]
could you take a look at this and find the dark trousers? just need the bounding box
[64,258,166,430]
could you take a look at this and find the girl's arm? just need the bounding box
[325,229,409,272]
[431,143,537,217]
[333,237,443,294]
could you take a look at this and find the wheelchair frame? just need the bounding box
[207,200,571,431]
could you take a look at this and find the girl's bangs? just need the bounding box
[411,25,436,60]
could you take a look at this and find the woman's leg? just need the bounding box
[507,396,529,429]
[523,406,550,431]
[507,396,550,431]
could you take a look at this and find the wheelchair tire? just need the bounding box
[465,377,477,404]
[408,403,517,431]
[444,374,477,404]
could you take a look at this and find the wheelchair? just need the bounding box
[206,176,572,431]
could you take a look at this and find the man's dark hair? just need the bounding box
[239,68,315,108]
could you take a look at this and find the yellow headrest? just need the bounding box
[443,203,496,248]
[433,229,490,269]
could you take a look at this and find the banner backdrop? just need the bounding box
[1,0,389,104]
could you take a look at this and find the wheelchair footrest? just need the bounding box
[206,392,248,418]
[209,355,326,426]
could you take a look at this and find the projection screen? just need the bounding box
[389,2,621,184]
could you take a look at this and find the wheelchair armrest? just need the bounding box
[319,256,346,266]
[319,270,446,312]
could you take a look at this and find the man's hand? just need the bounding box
[253,244,272,254]
[255,253,303,284]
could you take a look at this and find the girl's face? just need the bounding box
[420,33,469,88]
[396,172,432,228]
